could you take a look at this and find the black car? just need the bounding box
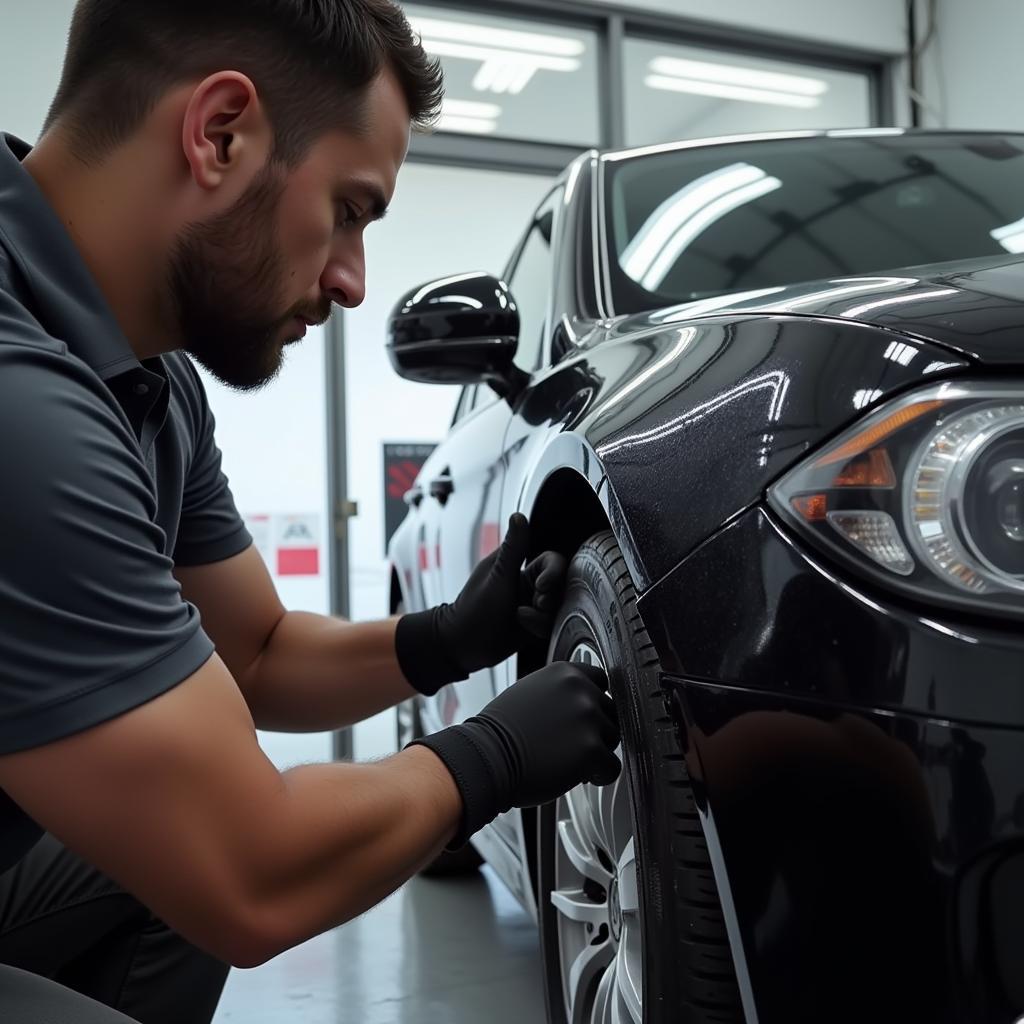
[386,130,1024,1024]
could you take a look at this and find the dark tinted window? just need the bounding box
[606,134,1024,314]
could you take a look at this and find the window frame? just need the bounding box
[503,187,566,373]
[406,0,894,178]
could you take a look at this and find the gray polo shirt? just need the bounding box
[0,134,252,872]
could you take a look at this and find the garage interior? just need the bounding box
[1,0,1022,1021]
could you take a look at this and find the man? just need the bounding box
[0,2,622,1021]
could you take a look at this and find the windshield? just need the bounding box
[605,133,1024,315]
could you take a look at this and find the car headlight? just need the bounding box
[768,382,1024,618]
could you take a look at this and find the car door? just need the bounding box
[418,189,564,737]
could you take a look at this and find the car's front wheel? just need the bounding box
[538,532,743,1024]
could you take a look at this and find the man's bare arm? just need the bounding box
[0,655,460,968]
[175,547,418,731]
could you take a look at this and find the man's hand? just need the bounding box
[408,661,621,847]
[395,514,568,695]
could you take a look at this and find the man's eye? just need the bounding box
[337,203,361,229]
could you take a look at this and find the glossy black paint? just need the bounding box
[637,506,1024,727]
[637,507,1024,1020]
[386,272,527,394]
[574,315,969,589]
[386,134,1024,1023]
[666,675,1024,1023]
[634,252,1024,367]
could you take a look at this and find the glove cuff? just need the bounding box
[395,608,469,696]
[407,721,514,849]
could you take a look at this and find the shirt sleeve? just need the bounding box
[171,355,252,567]
[0,343,215,754]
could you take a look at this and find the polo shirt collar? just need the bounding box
[0,133,141,380]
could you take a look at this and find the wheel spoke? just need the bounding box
[558,819,612,888]
[594,756,628,856]
[566,786,609,877]
[611,989,626,1024]
[591,961,616,1024]
[567,936,613,1024]
[558,638,643,1024]
[615,940,643,1024]
[617,838,640,914]
[551,888,607,926]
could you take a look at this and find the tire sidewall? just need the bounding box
[538,539,668,1024]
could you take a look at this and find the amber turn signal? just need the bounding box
[832,448,897,488]
[792,494,828,521]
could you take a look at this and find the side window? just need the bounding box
[507,192,561,373]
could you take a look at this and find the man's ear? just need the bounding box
[181,72,272,191]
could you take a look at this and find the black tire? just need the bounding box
[538,531,743,1024]
[396,695,484,877]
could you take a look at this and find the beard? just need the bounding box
[167,163,318,393]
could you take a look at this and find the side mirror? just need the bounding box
[386,272,529,401]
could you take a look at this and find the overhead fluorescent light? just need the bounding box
[436,98,501,135]
[651,56,828,96]
[645,73,822,109]
[645,55,828,109]
[443,98,502,119]
[411,17,585,57]
[420,39,580,74]
[409,15,586,95]
[435,115,498,134]
[621,163,782,288]
[991,215,1024,254]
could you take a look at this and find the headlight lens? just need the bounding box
[769,383,1024,618]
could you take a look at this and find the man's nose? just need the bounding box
[321,258,366,310]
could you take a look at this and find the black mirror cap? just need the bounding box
[386,272,522,387]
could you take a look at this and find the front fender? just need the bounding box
[576,314,968,589]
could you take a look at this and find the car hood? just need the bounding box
[614,253,1024,366]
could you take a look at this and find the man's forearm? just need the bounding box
[238,612,418,732]
[242,744,461,963]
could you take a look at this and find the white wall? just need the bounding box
[342,162,552,760]
[0,0,77,142]
[918,0,1023,131]
[588,0,907,55]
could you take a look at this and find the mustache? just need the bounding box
[285,301,333,328]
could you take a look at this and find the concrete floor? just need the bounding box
[212,866,546,1023]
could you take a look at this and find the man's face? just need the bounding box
[169,71,410,392]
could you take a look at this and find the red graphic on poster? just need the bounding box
[278,548,320,576]
[276,515,320,577]
[387,460,421,499]
[384,444,437,556]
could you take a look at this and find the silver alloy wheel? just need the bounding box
[396,700,416,748]
[552,641,643,1024]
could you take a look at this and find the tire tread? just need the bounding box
[575,531,743,1023]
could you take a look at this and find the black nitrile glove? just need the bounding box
[409,661,621,848]
[395,513,567,696]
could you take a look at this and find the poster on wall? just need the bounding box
[276,514,321,577]
[384,443,437,555]
[242,513,322,577]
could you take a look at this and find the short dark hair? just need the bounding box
[45,0,444,165]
